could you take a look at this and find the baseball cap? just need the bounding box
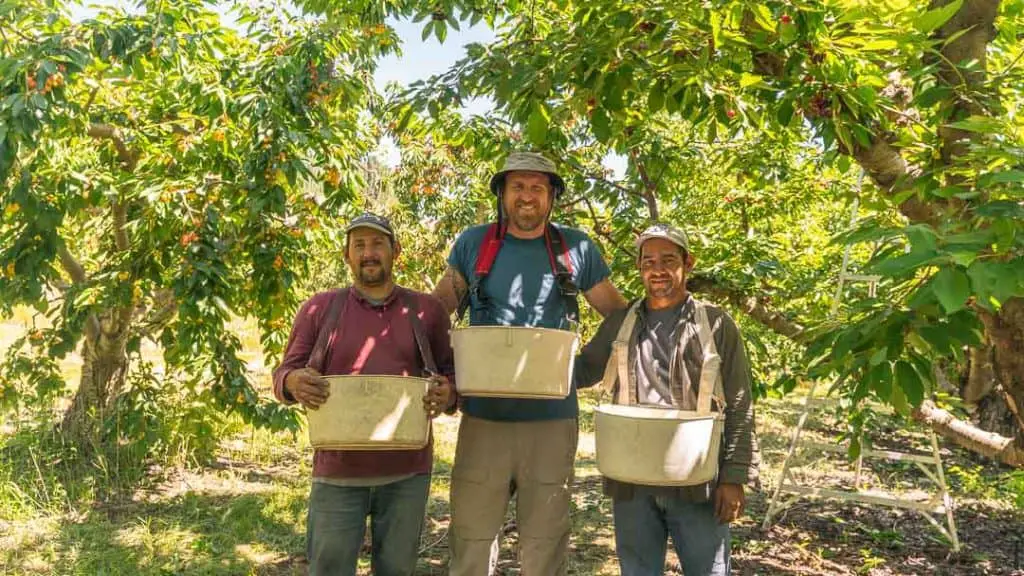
[344,212,395,240]
[636,222,690,255]
[489,151,566,198]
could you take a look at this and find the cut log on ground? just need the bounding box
[915,400,1024,469]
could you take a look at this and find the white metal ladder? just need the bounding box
[761,175,960,551]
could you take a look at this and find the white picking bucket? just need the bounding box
[451,326,578,399]
[594,404,724,486]
[307,375,430,450]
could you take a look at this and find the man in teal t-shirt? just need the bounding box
[434,152,626,576]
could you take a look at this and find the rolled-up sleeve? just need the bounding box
[574,308,627,390]
[425,295,459,414]
[715,313,760,485]
[272,294,329,404]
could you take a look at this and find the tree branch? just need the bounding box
[132,288,178,341]
[87,123,137,171]
[629,149,660,221]
[112,200,129,252]
[931,0,1001,164]
[57,244,100,339]
[58,244,87,285]
[915,400,1024,468]
[687,273,805,340]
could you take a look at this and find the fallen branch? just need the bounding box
[914,400,1024,468]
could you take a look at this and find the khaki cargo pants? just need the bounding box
[448,416,578,576]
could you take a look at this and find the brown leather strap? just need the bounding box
[307,288,349,373]
[403,291,439,376]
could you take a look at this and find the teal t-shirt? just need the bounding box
[448,223,612,421]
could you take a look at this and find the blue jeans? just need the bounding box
[612,488,730,576]
[306,474,430,576]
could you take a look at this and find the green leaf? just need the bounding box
[871,248,939,276]
[895,360,924,407]
[869,346,888,366]
[779,21,797,45]
[904,224,937,253]
[890,384,910,416]
[915,0,963,34]
[932,267,971,314]
[948,115,1002,134]
[967,259,1024,309]
[975,200,1024,219]
[918,325,953,356]
[421,22,432,41]
[710,10,722,50]
[776,98,794,126]
[978,170,1024,189]
[870,361,892,401]
[739,73,764,89]
[648,83,664,113]
[526,102,549,145]
[861,39,898,51]
[591,108,611,142]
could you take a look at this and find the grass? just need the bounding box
[3,312,1024,575]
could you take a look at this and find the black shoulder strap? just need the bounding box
[307,288,350,374]
[403,291,439,376]
[547,224,580,324]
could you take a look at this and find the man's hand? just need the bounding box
[423,374,454,419]
[713,483,746,524]
[284,368,329,410]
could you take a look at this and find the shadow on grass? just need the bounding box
[48,490,308,575]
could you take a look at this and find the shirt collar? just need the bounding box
[350,285,402,309]
[639,294,695,325]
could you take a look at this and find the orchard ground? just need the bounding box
[1,312,1022,576]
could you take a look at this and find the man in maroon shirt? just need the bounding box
[273,212,456,576]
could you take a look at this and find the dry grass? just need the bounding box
[2,314,1024,575]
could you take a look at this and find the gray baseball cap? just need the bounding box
[345,212,395,240]
[489,151,566,198]
[636,222,690,255]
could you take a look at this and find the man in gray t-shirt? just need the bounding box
[574,223,760,576]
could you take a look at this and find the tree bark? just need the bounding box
[688,273,805,340]
[60,318,129,445]
[915,400,1024,468]
[973,299,1024,445]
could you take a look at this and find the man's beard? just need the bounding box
[358,260,389,286]
[645,277,678,299]
[508,203,546,232]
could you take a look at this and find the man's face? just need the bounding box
[502,170,554,233]
[639,238,693,301]
[345,228,396,287]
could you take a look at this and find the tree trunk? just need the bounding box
[973,298,1024,446]
[60,318,129,446]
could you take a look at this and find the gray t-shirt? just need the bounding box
[636,301,686,407]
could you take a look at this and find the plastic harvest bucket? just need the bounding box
[307,375,430,450]
[594,404,724,486]
[451,326,578,399]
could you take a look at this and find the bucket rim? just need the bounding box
[321,374,432,384]
[594,403,725,421]
[451,325,578,337]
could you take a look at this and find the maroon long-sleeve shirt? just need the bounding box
[272,286,456,479]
